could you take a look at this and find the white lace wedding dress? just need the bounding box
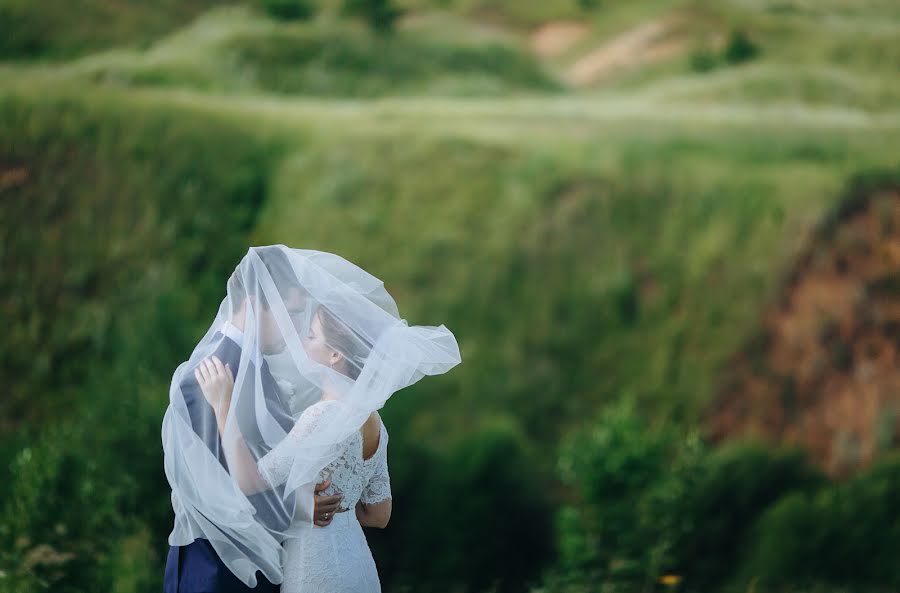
[258,401,391,593]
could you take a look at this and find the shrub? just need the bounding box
[724,29,759,64]
[739,453,900,589]
[689,48,718,73]
[551,402,826,591]
[375,419,555,593]
[554,397,680,584]
[663,442,825,591]
[342,0,402,34]
[258,0,316,21]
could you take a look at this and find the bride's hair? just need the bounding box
[315,305,370,380]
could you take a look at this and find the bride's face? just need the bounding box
[301,312,339,368]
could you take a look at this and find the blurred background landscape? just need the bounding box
[1,0,898,591]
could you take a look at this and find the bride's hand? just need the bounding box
[195,356,234,417]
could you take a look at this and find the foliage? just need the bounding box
[723,30,760,65]
[0,93,275,432]
[553,398,688,585]
[58,9,558,98]
[367,419,555,592]
[258,0,316,21]
[343,0,403,33]
[663,443,825,591]
[739,454,900,590]
[2,1,900,591]
[0,0,223,60]
[552,400,831,592]
[0,92,277,590]
[687,29,759,75]
[226,23,557,96]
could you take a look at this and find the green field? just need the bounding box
[2,0,899,591]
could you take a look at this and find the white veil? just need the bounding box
[161,245,461,586]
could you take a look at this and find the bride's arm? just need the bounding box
[217,416,273,496]
[196,356,272,495]
[356,425,392,528]
[355,499,392,529]
[196,356,343,523]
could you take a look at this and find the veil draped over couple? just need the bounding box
[161,245,461,592]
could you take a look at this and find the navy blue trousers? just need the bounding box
[164,538,279,593]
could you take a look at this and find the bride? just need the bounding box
[161,245,460,593]
[195,307,393,592]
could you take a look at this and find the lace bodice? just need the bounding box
[257,401,391,513]
[317,421,390,510]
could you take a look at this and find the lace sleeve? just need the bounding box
[360,425,391,505]
[257,401,333,488]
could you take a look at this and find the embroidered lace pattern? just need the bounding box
[258,401,391,593]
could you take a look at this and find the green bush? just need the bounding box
[723,29,759,65]
[554,397,680,584]
[0,0,45,58]
[551,402,828,592]
[372,420,555,592]
[258,0,316,21]
[687,30,759,75]
[343,0,402,33]
[689,48,719,73]
[663,443,825,591]
[0,417,144,590]
[739,454,900,590]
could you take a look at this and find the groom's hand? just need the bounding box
[313,478,342,527]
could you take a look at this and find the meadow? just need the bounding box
[1,1,899,591]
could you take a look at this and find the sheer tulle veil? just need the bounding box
[161,245,461,586]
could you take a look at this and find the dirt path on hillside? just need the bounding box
[564,18,685,86]
[529,21,588,58]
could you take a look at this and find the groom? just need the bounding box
[164,250,343,593]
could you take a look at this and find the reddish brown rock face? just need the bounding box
[706,189,900,477]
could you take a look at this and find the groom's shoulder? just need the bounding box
[177,332,237,391]
[215,331,243,364]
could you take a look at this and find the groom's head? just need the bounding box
[228,247,307,354]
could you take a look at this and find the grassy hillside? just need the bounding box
[3,81,896,592]
[0,90,285,592]
[249,110,898,445]
[0,0,227,60]
[0,90,281,432]
[2,0,900,591]
[2,7,558,97]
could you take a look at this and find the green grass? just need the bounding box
[0,0,226,60]
[2,0,900,591]
[537,0,900,116]
[3,34,899,437]
[3,7,558,98]
[0,88,281,431]
[251,116,898,443]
